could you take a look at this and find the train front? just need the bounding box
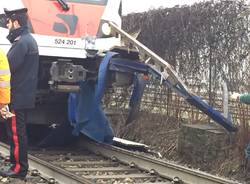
[0,0,122,127]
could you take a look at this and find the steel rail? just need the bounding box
[78,138,239,184]
[0,142,94,184]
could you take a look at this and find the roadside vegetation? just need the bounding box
[105,0,250,182]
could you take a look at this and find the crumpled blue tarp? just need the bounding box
[68,81,114,143]
[68,52,118,143]
[67,50,237,146]
[186,95,236,131]
[68,52,151,143]
[126,74,148,124]
[149,67,237,132]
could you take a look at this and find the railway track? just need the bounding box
[0,137,239,184]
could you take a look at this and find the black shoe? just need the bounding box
[0,170,26,179]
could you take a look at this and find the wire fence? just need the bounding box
[103,83,250,157]
[104,85,250,122]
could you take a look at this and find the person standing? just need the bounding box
[0,8,39,179]
[231,92,250,172]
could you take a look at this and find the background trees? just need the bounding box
[123,0,250,102]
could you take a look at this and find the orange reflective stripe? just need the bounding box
[0,49,10,104]
[0,87,10,104]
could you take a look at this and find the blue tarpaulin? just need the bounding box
[68,52,118,143]
[68,81,114,143]
[126,74,148,124]
[68,52,150,143]
[149,67,237,132]
[67,51,236,145]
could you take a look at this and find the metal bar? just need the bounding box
[222,81,229,118]
[84,173,156,179]
[54,161,116,165]
[33,155,100,161]
[108,21,190,93]
[66,167,137,172]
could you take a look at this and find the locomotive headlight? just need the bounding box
[101,22,111,36]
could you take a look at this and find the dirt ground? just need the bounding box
[109,111,247,183]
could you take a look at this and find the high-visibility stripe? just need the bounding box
[10,110,21,173]
[0,88,10,104]
[0,81,10,88]
[0,49,10,104]
[0,69,10,75]
[0,75,11,82]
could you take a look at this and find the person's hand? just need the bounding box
[0,103,5,109]
[0,105,15,119]
[230,92,240,101]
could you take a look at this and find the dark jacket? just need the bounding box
[7,27,39,109]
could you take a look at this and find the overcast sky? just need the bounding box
[122,0,205,15]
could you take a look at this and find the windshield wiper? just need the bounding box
[57,0,70,11]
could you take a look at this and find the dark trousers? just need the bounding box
[6,109,28,175]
